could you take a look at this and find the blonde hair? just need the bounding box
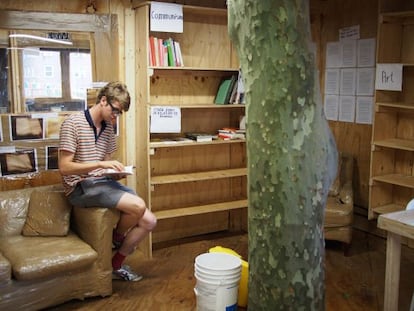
[96,81,131,112]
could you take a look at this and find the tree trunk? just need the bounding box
[228,1,338,310]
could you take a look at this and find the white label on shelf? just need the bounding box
[150,106,181,133]
[375,63,403,91]
[150,2,183,33]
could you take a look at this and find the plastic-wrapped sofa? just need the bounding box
[324,152,354,252]
[0,184,119,310]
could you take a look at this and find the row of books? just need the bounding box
[214,70,245,105]
[148,36,184,67]
[186,128,246,142]
[151,128,246,144]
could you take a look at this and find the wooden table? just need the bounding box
[377,209,414,311]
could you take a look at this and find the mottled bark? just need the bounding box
[228,1,338,310]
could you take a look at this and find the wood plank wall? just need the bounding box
[311,0,379,210]
[1,0,405,212]
[0,0,127,189]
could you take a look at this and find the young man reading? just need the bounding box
[58,81,156,281]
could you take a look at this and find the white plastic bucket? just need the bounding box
[195,263,241,276]
[194,252,242,311]
[195,271,240,285]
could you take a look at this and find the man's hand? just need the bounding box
[99,160,125,172]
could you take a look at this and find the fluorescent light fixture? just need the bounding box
[9,34,73,46]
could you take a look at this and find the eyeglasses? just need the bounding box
[108,101,122,116]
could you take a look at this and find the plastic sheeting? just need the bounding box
[0,185,119,310]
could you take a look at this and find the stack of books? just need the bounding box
[185,132,215,142]
[148,36,184,67]
[217,128,245,140]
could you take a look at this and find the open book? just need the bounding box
[89,165,135,178]
[102,165,134,176]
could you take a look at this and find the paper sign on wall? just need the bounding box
[150,106,181,133]
[375,63,403,91]
[150,2,183,33]
[339,25,360,41]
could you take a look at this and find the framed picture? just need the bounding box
[46,146,59,170]
[0,148,37,176]
[10,115,43,140]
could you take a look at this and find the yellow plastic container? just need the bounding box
[209,246,248,308]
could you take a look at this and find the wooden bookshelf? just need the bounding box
[151,168,247,185]
[369,10,414,219]
[134,3,246,255]
[155,199,248,220]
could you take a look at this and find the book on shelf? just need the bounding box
[217,127,245,140]
[151,137,195,144]
[148,36,183,67]
[185,132,215,142]
[214,74,238,105]
[230,69,245,105]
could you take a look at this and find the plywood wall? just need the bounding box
[0,0,128,190]
[0,0,389,211]
[310,0,379,209]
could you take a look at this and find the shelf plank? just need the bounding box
[132,2,227,17]
[382,10,414,18]
[151,168,247,185]
[376,102,414,110]
[372,204,405,216]
[373,138,414,151]
[149,103,246,109]
[372,174,414,189]
[149,67,238,76]
[150,138,245,148]
[154,199,248,220]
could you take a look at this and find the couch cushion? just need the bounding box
[0,252,11,282]
[0,188,32,237]
[324,196,353,227]
[22,190,72,237]
[0,232,97,281]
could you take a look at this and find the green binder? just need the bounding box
[214,75,237,105]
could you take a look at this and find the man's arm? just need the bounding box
[58,150,125,176]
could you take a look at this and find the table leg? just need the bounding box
[384,232,401,311]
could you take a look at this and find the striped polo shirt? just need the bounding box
[59,109,116,195]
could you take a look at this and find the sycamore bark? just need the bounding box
[228,1,338,310]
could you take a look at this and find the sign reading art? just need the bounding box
[375,63,403,91]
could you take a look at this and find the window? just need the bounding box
[23,50,62,98]
[0,48,8,113]
[23,49,92,111]
[69,52,92,99]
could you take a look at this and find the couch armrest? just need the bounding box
[339,181,353,205]
[71,207,119,270]
[338,153,354,205]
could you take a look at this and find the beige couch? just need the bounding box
[324,153,354,252]
[0,184,120,310]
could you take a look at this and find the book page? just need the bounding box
[89,165,134,177]
[103,165,134,176]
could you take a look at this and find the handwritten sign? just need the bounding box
[150,2,183,33]
[375,63,403,91]
[150,106,181,133]
[339,25,360,41]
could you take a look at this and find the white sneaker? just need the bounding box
[112,265,143,282]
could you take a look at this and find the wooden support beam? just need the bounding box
[0,10,111,32]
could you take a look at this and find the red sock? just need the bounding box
[112,252,126,270]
